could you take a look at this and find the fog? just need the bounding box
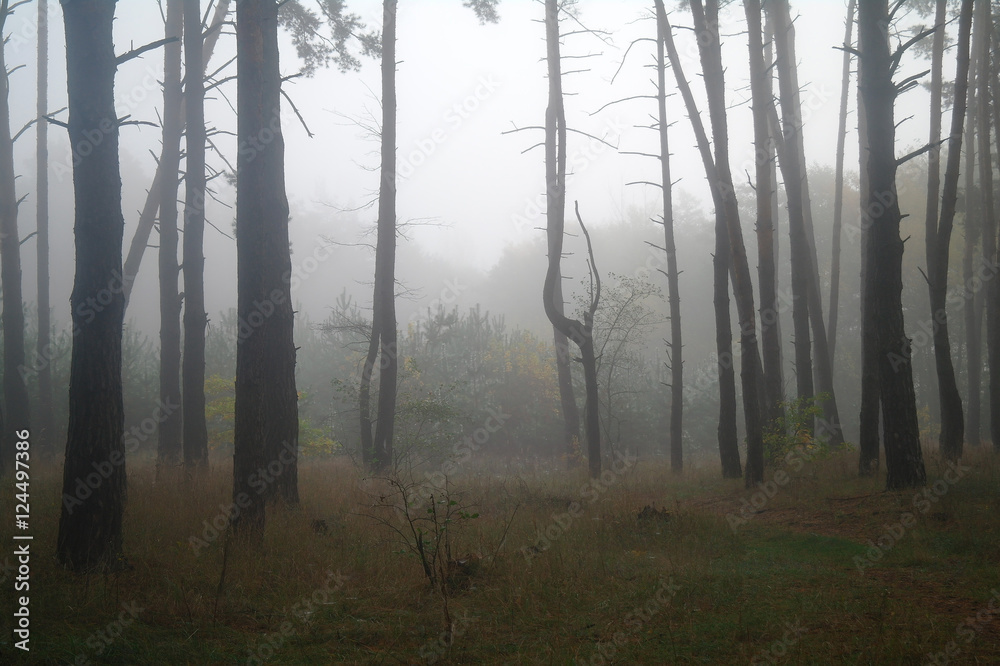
[5,0,935,352]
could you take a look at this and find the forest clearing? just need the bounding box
[2,446,998,664]
[1,0,1000,662]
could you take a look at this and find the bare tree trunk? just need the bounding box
[359,309,379,469]
[183,0,209,475]
[370,0,398,473]
[964,0,983,448]
[233,0,300,537]
[858,0,927,490]
[828,0,855,364]
[0,0,31,475]
[768,0,844,448]
[990,20,1000,452]
[745,0,784,429]
[157,0,184,480]
[979,1,999,451]
[690,0,765,487]
[764,7,784,395]
[553,312,581,465]
[653,0,683,473]
[35,0,52,454]
[543,0,601,479]
[929,0,972,463]
[924,0,946,435]
[122,0,232,310]
[857,55,880,475]
[56,0,126,570]
[660,9,740,479]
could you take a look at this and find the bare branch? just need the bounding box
[116,37,179,65]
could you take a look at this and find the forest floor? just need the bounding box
[1,445,998,665]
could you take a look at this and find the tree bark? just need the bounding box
[768,0,844,448]
[543,0,601,479]
[370,0,398,473]
[745,0,784,429]
[35,0,53,454]
[660,9,740,478]
[157,0,183,479]
[0,0,32,475]
[183,0,209,475]
[928,0,972,463]
[964,0,983,448]
[690,0,764,487]
[828,0,855,364]
[979,1,999,451]
[653,0,683,474]
[857,51,880,475]
[121,0,232,310]
[858,0,927,490]
[991,22,1000,453]
[56,0,127,571]
[233,0,300,539]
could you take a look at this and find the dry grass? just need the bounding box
[2,446,999,664]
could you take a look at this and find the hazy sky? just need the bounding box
[4,0,936,335]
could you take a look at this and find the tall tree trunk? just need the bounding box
[690,0,764,487]
[543,0,601,479]
[183,0,209,475]
[56,0,126,571]
[157,0,184,479]
[924,0,946,438]
[858,0,927,490]
[979,1,999,451]
[990,19,1000,452]
[857,54,880,475]
[764,7,784,395]
[233,0,300,537]
[35,0,52,453]
[964,0,983,448]
[553,317,581,465]
[653,0,683,474]
[121,0,232,309]
[768,0,844,448]
[828,0,855,364]
[660,9,740,478]
[0,0,31,475]
[929,0,972,463]
[370,0,398,473]
[745,0,784,429]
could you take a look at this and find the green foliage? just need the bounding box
[763,393,841,465]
